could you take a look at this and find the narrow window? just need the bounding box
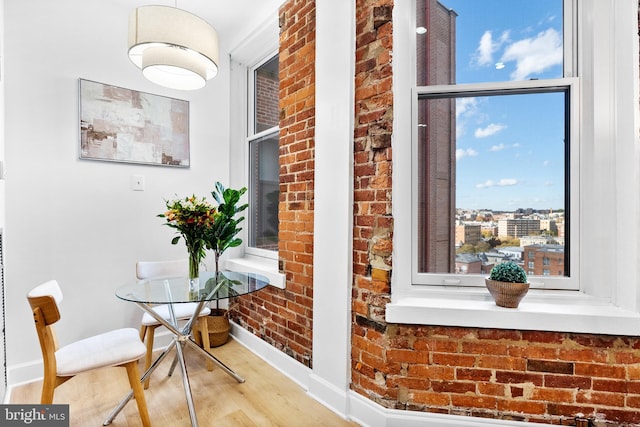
[248,55,280,251]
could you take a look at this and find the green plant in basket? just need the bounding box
[488,261,527,283]
[485,261,529,308]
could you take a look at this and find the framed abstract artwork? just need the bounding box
[79,79,190,167]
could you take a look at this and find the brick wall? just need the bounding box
[229,0,316,367]
[351,1,640,425]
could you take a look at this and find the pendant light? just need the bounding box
[128,5,219,90]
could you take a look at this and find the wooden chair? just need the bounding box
[27,280,151,427]
[136,260,213,389]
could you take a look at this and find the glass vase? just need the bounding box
[188,250,201,294]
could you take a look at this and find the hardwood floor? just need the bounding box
[10,339,360,427]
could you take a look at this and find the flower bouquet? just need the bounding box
[158,195,217,283]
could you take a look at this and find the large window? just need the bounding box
[389,0,640,335]
[248,55,280,252]
[413,0,576,289]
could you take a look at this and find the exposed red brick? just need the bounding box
[527,359,574,374]
[576,390,625,407]
[497,399,546,415]
[531,387,576,403]
[456,368,492,382]
[543,373,591,390]
[574,363,626,379]
[495,371,544,386]
[432,352,476,367]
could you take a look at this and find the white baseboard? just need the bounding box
[229,322,312,390]
[7,360,44,389]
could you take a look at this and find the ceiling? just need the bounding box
[114,0,284,45]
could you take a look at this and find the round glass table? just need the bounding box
[115,270,270,305]
[105,271,270,427]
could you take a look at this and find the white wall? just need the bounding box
[3,0,232,384]
[0,0,6,402]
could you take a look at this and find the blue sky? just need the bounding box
[439,0,565,211]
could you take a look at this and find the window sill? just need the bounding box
[222,255,286,289]
[386,288,640,336]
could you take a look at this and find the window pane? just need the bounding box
[416,0,564,85]
[254,56,280,133]
[249,132,279,250]
[417,91,567,277]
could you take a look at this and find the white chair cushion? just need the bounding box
[55,328,146,377]
[141,303,211,326]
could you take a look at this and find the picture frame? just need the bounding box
[79,78,190,167]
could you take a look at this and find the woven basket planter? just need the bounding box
[485,279,529,308]
[206,309,230,347]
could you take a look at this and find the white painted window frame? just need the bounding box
[246,54,279,260]
[226,12,285,289]
[389,0,640,335]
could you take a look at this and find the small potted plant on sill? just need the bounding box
[485,261,529,308]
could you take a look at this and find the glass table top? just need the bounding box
[115,270,270,304]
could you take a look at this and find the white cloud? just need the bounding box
[500,28,563,80]
[490,144,506,152]
[456,148,479,160]
[456,97,479,137]
[476,178,518,189]
[498,178,518,186]
[475,123,506,138]
[456,97,478,119]
[476,180,494,189]
[476,31,495,66]
[474,30,510,67]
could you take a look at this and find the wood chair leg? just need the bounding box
[40,375,71,405]
[40,375,56,404]
[198,317,214,371]
[143,325,157,389]
[139,325,148,341]
[192,320,202,347]
[124,361,151,427]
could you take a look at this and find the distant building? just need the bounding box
[455,253,483,274]
[455,223,481,246]
[539,219,558,234]
[416,0,457,274]
[523,244,565,276]
[498,219,541,238]
[520,235,559,247]
[497,246,524,260]
[482,224,499,237]
[483,251,512,265]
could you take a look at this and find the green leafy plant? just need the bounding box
[488,261,527,283]
[205,182,248,274]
